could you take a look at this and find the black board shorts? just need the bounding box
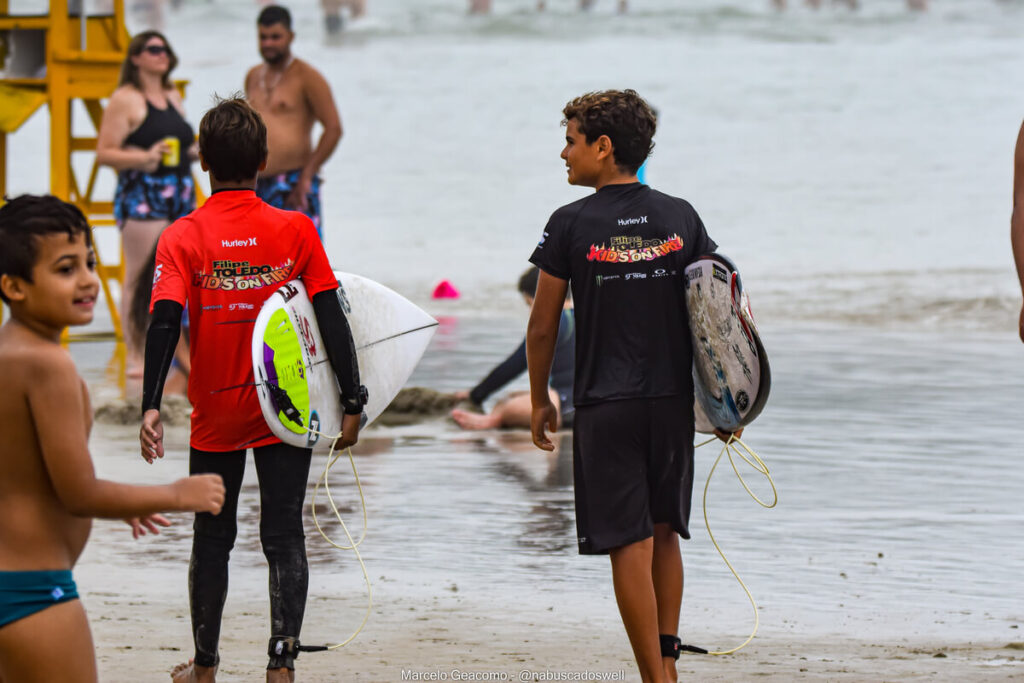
[572,395,695,555]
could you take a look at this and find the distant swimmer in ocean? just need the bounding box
[1011,119,1024,343]
[451,266,575,431]
[139,97,364,683]
[536,0,628,11]
[245,5,343,240]
[322,0,366,35]
[773,0,924,9]
[97,31,197,375]
[527,89,740,681]
[0,195,224,683]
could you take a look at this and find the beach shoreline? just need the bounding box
[85,579,1024,682]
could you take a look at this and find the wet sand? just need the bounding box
[85,583,1024,681]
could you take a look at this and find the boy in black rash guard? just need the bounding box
[138,98,365,683]
[526,90,739,682]
[451,266,575,430]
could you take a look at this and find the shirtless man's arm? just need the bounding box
[31,347,224,518]
[1011,120,1024,342]
[289,63,342,212]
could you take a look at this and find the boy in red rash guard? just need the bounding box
[138,97,366,683]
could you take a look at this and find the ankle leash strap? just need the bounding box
[660,634,709,658]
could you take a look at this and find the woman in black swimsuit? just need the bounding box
[97,31,197,372]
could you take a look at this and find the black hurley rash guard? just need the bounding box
[529,182,717,407]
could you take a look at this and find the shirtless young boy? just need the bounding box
[245,5,343,239]
[0,194,225,683]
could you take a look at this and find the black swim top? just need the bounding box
[123,98,195,175]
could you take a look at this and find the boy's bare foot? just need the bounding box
[171,659,217,683]
[451,408,500,430]
[267,667,295,682]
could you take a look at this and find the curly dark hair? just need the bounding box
[562,89,657,174]
[0,195,92,303]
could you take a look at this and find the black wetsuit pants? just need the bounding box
[189,443,312,670]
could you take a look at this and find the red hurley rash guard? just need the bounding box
[151,189,339,452]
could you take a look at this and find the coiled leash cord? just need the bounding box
[270,427,372,659]
[693,434,778,656]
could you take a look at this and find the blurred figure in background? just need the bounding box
[537,0,628,10]
[773,0,926,9]
[245,5,343,240]
[97,31,197,375]
[322,0,366,35]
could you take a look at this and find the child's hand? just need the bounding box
[140,409,164,463]
[125,514,172,539]
[531,400,558,452]
[174,474,225,515]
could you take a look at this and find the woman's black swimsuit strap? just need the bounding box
[123,98,195,174]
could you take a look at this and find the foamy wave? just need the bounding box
[750,268,1020,332]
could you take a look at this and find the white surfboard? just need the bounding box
[252,271,437,451]
[685,254,770,434]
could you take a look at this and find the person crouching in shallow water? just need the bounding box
[527,89,742,682]
[451,265,575,431]
[0,194,224,683]
[97,30,197,376]
[138,97,366,683]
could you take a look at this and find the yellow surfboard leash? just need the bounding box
[694,434,778,655]
[304,426,373,649]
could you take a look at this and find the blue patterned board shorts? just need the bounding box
[255,169,323,239]
[114,170,196,224]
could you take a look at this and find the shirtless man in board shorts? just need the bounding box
[245,5,343,240]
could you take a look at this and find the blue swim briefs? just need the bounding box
[255,169,323,239]
[0,569,79,629]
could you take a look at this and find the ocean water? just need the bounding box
[6,0,1024,650]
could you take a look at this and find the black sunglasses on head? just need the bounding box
[142,44,168,55]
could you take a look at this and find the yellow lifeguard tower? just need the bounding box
[1,0,131,341]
